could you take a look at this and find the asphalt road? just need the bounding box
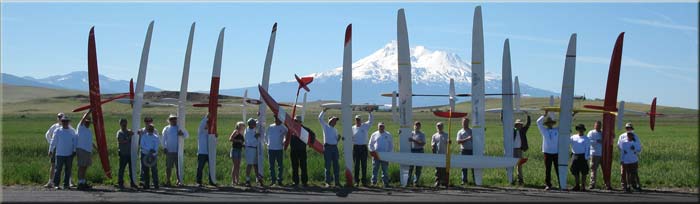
[1,185,697,202]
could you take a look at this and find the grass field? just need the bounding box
[1,86,697,189]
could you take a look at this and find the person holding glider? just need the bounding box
[319,108,341,188]
[431,122,449,188]
[244,118,264,187]
[228,121,245,186]
[587,121,603,190]
[196,114,216,187]
[139,124,160,189]
[569,124,591,191]
[456,117,474,186]
[162,114,185,187]
[290,115,311,188]
[618,123,643,193]
[537,111,559,191]
[368,122,393,188]
[116,118,138,189]
[512,115,531,185]
[266,117,288,187]
[49,115,77,189]
[408,121,426,187]
[352,111,374,187]
[75,110,94,190]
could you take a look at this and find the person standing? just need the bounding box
[290,115,311,187]
[352,111,373,187]
[116,118,138,189]
[266,118,287,186]
[161,114,185,187]
[618,123,642,192]
[408,121,426,187]
[44,112,66,188]
[570,124,590,191]
[139,124,160,189]
[587,121,603,189]
[49,115,77,189]
[456,117,474,186]
[319,109,340,188]
[431,122,449,188]
[244,118,264,187]
[368,122,393,188]
[537,111,559,191]
[138,116,156,186]
[196,114,216,187]
[75,110,93,190]
[228,121,245,186]
[513,114,531,185]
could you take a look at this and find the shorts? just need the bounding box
[569,154,589,175]
[230,148,242,159]
[245,147,258,165]
[49,151,56,163]
[166,152,178,169]
[513,148,523,158]
[76,148,92,167]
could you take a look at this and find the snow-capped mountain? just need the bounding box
[221,42,555,106]
[2,71,161,93]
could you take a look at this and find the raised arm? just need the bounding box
[366,112,374,126]
[524,115,532,129]
[318,109,327,128]
[536,115,547,137]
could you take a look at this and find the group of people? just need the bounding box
[42,109,643,192]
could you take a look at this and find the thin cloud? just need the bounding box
[485,32,568,45]
[620,18,698,32]
[576,55,696,82]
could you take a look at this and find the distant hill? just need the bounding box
[2,71,161,94]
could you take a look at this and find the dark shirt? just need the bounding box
[513,115,531,152]
[291,125,314,151]
[117,129,132,156]
[231,133,244,149]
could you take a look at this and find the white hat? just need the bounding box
[355,115,362,119]
[436,122,444,126]
[57,112,65,117]
[168,113,177,119]
[625,122,634,129]
[378,122,385,126]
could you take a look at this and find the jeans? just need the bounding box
[323,145,340,185]
[268,149,284,184]
[140,153,159,188]
[290,148,308,185]
[371,158,389,185]
[196,154,214,184]
[589,156,601,187]
[461,149,475,183]
[407,148,424,185]
[53,155,74,187]
[118,154,136,186]
[543,153,560,187]
[353,145,368,184]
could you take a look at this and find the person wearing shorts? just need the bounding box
[228,121,245,186]
[569,124,590,191]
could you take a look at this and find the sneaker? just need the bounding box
[324,183,330,188]
[433,182,440,188]
[633,186,642,192]
[44,182,55,188]
[544,186,551,191]
[176,182,184,187]
[196,183,204,188]
[588,185,595,190]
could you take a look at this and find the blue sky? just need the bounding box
[1,2,697,109]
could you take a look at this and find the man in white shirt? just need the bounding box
[266,118,288,186]
[456,117,474,186]
[352,111,373,187]
[44,112,66,188]
[244,118,263,187]
[161,114,185,186]
[140,124,160,189]
[368,122,393,188]
[569,124,591,191]
[431,122,449,188]
[196,114,216,187]
[75,110,93,190]
[618,122,643,192]
[50,115,77,189]
[408,121,426,187]
[537,111,559,190]
[319,109,341,187]
[587,121,603,189]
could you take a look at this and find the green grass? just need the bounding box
[1,93,698,189]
